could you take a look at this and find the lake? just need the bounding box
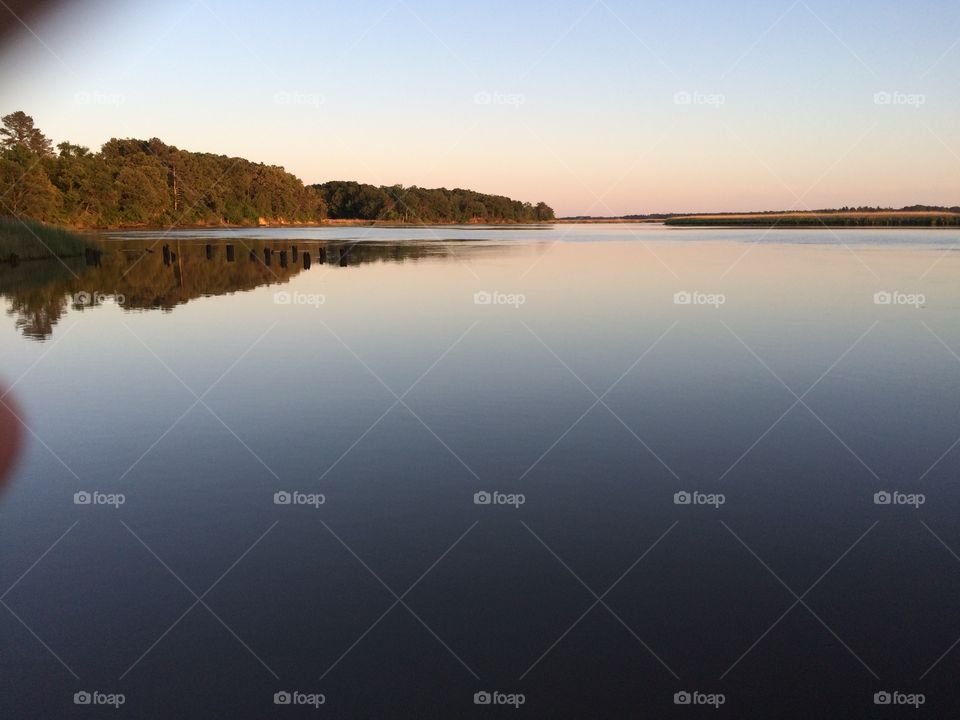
[1,223,959,717]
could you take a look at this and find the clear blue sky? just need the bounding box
[1,0,958,215]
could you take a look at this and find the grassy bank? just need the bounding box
[664,211,960,227]
[0,217,97,261]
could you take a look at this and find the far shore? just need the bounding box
[96,210,960,231]
[664,211,960,227]
[4,210,959,263]
[82,218,558,232]
[561,210,960,228]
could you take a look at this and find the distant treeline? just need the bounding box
[565,205,960,223]
[665,211,960,227]
[0,110,554,229]
[816,205,960,213]
[314,180,554,223]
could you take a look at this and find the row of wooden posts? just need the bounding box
[161,243,349,269]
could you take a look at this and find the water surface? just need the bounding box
[2,224,959,717]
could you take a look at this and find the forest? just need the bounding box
[0,111,555,229]
[315,180,555,223]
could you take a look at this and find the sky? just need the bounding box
[0,0,958,216]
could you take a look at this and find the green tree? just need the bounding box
[0,111,54,156]
[0,109,554,228]
[0,144,60,220]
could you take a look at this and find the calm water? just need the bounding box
[2,224,960,718]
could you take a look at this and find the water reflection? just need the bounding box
[0,239,470,340]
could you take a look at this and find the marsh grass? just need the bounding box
[0,216,98,261]
[665,212,960,227]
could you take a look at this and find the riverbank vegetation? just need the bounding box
[665,209,960,227]
[0,216,94,261]
[314,181,554,223]
[0,110,555,231]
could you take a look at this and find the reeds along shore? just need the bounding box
[664,212,960,227]
[0,217,97,263]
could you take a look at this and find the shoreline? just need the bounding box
[83,219,557,231]
[559,211,960,228]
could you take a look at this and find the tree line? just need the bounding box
[315,180,554,223]
[665,213,960,227]
[0,111,555,228]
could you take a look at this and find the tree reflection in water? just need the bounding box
[0,238,459,340]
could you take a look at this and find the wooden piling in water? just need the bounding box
[279,250,288,268]
[291,246,298,263]
[205,244,213,260]
[264,248,272,266]
[318,247,327,264]
[162,244,171,265]
[226,245,235,262]
[303,252,311,269]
